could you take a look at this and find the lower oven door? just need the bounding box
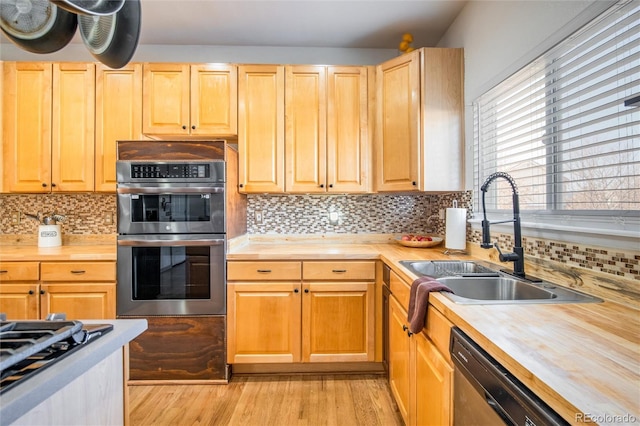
[117,234,225,316]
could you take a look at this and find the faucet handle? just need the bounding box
[493,243,519,262]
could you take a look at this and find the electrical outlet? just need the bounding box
[11,211,21,224]
[328,211,339,225]
[104,213,113,225]
[255,210,263,224]
[439,209,445,220]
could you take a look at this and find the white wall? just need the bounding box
[436,0,616,189]
[0,42,396,65]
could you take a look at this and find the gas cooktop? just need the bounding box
[0,320,113,394]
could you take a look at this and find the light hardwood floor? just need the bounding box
[129,374,403,426]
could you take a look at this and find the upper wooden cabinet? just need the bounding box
[95,63,143,192]
[237,65,286,193]
[375,48,464,192]
[3,62,95,193]
[142,63,237,136]
[285,65,370,193]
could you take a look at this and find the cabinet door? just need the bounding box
[285,65,327,193]
[95,63,143,192]
[237,65,285,193]
[227,282,301,363]
[2,62,52,193]
[191,64,237,136]
[388,295,411,424]
[375,50,420,192]
[40,283,116,320]
[0,283,39,320]
[415,332,453,426]
[327,66,370,193]
[52,62,95,192]
[142,63,190,134]
[302,281,374,362]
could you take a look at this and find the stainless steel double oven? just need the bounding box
[116,159,226,316]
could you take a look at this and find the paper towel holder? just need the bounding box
[444,199,467,255]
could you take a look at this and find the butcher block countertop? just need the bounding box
[0,235,116,261]
[229,234,640,426]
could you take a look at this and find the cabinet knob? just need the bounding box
[329,184,333,188]
[412,181,417,186]
[407,330,413,337]
[42,183,48,187]
[40,290,45,295]
[304,288,309,293]
[51,183,56,188]
[182,125,187,130]
[191,125,196,130]
[239,184,244,188]
[319,184,324,188]
[294,288,299,293]
[28,290,34,295]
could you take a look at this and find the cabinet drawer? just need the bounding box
[41,262,116,282]
[0,262,39,281]
[227,261,302,281]
[390,271,411,311]
[303,261,375,280]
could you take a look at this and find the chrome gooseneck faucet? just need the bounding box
[480,172,540,281]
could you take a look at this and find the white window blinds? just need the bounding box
[474,1,640,216]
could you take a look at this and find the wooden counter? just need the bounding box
[228,235,640,426]
[0,235,116,262]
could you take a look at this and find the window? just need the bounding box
[473,1,639,239]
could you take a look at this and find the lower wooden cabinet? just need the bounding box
[388,271,453,426]
[227,260,375,364]
[0,261,116,320]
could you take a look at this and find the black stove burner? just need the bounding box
[0,322,113,394]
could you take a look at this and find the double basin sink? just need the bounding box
[399,260,603,304]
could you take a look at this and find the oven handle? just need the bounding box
[118,238,225,247]
[117,186,224,194]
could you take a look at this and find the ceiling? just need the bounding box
[38,0,468,50]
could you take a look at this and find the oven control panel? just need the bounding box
[130,163,209,179]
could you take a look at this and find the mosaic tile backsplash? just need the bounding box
[0,194,117,235]
[1,192,636,281]
[246,192,473,235]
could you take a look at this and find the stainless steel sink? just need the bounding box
[399,260,603,304]
[400,260,498,278]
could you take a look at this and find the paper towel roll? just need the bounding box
[445,207,467,250]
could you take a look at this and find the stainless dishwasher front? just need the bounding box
[450,327,569,426]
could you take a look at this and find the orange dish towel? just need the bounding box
[407,276,453,334]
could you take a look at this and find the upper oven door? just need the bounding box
[117,183,225,234]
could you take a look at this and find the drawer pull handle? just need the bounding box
[0,270,7,274]
[70,270,86,274]
[332,269,347,273]
[256,269,272,273]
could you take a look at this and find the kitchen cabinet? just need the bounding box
[237,65,286,193]
[95,63,143,192]
[375,48,464,192]
[227,261,302,363]
[387,270,453,425]
[2,62,95,193]
[285,66,370,193]
[301,261,375,362]
[0,261,116,320]
[0,262,40,319]
[142,63,237,136]
[227,260,375,364]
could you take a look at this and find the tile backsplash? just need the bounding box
[1,192,636,281]
[0,194,117,235]
[246,192,473,235]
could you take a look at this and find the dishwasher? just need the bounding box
[450,327,569,426]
